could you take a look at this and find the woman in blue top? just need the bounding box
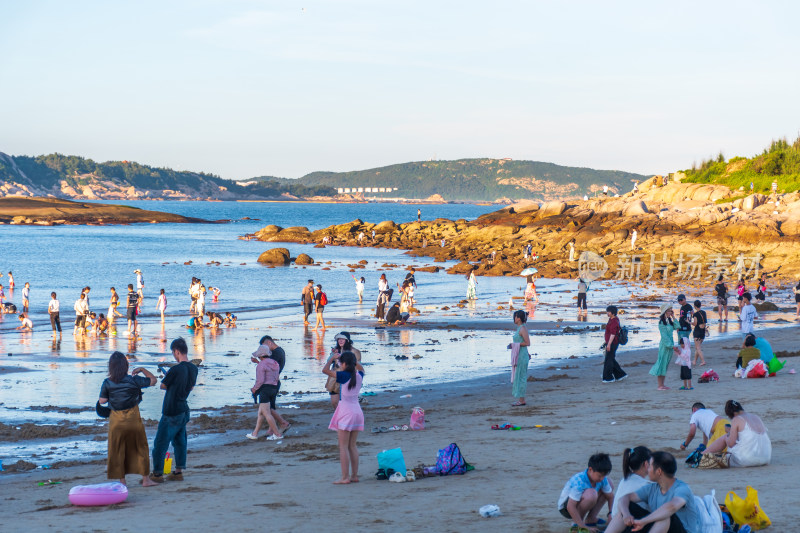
[323,351,364,484]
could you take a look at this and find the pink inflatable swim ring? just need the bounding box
[68,482,128,506]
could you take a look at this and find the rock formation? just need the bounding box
[252,177,800,280]
[257,248,291,265]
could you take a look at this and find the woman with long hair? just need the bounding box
[466,268,478,300]
[98,351,158,486]
[326,332,362,408]
[650,304,678,390]
[508,310,531,406]
[611,446,652,518]
[323,351,365,484]
[704,400,771,467]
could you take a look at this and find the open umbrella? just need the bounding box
[520,267,538,276]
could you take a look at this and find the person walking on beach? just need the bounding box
[150,337,198,483]
[301,280,315,325]
[22,282,31,313]
[313,284,327,330]
[48,292,61,337]
[247,342,284,441]
[577,278,588,316]
[466,268,478,300]
[508,310,531,406]
[602,305,627,383]
[134,269,144,299]
[735,279,746,313]
[322,351,364,484]
[98,351,158,487]
[651,304,678,390]
[676,295,693,358]
[740,292,758,338]
[126,284,139,335]
[249,336,291,432]
[74,293,89,335]
[714,275,728,321]
[156,289,167,321]
[691,300,707,366]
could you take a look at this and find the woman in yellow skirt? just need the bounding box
[98,351,158,486]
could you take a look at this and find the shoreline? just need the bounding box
[1,322,797,530]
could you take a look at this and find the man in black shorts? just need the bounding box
[126,284,139,335]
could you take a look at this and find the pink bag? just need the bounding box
[410,406,425,430]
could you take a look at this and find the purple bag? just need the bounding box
[434,443,471,476]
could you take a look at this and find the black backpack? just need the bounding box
[618,324,629,345]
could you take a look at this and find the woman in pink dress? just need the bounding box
[322,351,364,484]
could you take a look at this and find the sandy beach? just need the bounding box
[2,319,797,532]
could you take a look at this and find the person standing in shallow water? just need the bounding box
[301,280,314,325]
[602,305,627,383]
[508,310,531,406]
[466,268,478,300]
[714,275,728,321]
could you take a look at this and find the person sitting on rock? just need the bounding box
[385,302,409,325]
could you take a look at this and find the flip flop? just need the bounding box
[511,425,522,430]
[499,424,512,430]
[511,401,526,406]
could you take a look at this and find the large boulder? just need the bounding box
[539,200,566,217]
[623,200,649,216]
[742,194,766,211]
[257,247,290,265]
[294,253,314,265]
[255,225,282,240]
[373,220,398,234]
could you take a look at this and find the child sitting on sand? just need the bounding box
[673,337,693,390]
[16,313,33,331]
[224,312,237,326]
[558,453,615,532]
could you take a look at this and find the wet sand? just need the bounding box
[2,322,797,532]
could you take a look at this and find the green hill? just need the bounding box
[297,159,648,201]
[682,136,800,194]
[0,153,335,199]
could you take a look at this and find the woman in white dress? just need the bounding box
[703,399,771,467]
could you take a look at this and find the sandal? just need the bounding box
[491,424,501,430]
[511,401,526,406]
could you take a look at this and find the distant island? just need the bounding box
[0,151,648,203]
[0,196,215,226]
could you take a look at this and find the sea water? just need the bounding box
[0,201,781,431]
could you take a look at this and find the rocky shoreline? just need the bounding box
[251,177,800,282]
[0,196,217,225]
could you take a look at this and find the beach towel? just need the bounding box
[510,343,520,383]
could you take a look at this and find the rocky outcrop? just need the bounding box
[294,253,314,265]
[257,248,291,265]
[250,182,800,279]
[0,196,214,225]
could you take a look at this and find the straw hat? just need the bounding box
[659,304,672,314]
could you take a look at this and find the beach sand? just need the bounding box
[2,323,797,532]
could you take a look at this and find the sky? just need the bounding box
[1,0,799,180]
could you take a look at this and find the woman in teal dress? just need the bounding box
[651,303,679,390]
[509,310,531,406]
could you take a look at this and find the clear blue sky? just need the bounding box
[1,1,798,180]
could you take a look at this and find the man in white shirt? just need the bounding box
[740,292,758,338]
[74,293,89,335]
[48,291,61,336]
[679,402,727,452]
